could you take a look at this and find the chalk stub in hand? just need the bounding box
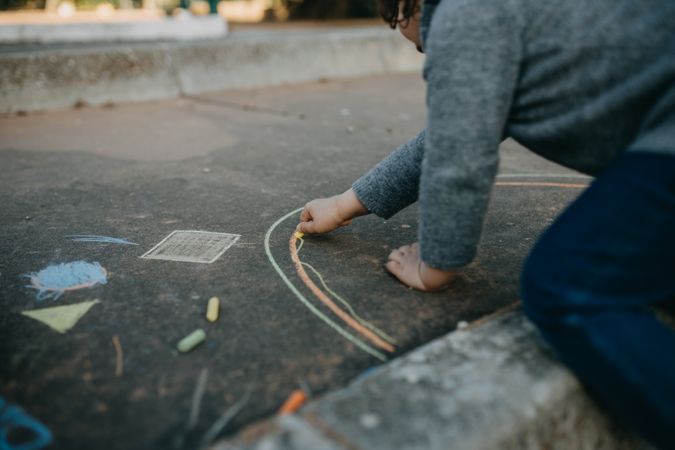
[206,296,220,322]
[177,329,206,353]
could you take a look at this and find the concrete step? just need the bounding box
[213,309,651,450]
[0,26,423,115]
[0,11,227,45]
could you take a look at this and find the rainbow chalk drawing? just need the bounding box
[265,208,389,362]
[24,261,108,301]
[66,235,138,245]
[289,233,397,354]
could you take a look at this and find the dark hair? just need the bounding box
[377,0,419,29]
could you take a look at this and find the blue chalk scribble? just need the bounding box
[24,261,108,301]
[66,235,138,245]
[0,397,53,450]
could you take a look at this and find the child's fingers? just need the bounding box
[297,220,316,234]
[299,206,312,223]
[339,219,353,227]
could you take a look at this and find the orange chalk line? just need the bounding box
[300,260,399,346]
[296,237,398,346]
[112,335,123,377]
[265,209,386,361]
[289,234,396,353]
[495,181,588,189]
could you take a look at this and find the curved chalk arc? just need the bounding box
[264,207,387,362]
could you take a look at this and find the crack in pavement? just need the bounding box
[184,94,308,121]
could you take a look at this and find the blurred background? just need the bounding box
[0,0,379,23]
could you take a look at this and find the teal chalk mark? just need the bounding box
[24,261,108,301]
[0,397,53,450]
[66,235,138,245]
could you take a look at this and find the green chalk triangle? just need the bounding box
[22,299,100,334]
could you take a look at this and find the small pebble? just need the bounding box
[346,126,355,133]
[457,321,469,330]
[405,372,420,384]
[360,412,381,429]
[95,402,109,413]
[409,352,427,363]
[401,224,411,229]
[202,167,211,173]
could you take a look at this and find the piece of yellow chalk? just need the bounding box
[177,329,206,353]
[294,231,304,239]
[206,296,220,322]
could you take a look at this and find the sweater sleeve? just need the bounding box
[419,0,522,270]
[352,129,426,219]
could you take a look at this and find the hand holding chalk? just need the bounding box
[297,189,368,234]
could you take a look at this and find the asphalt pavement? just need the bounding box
[0,74,588,450]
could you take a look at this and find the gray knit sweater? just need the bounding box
[352,0,675,270]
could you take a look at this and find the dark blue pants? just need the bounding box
[521,152,675,449]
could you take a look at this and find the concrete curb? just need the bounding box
[213,310,651,450]
[0,27,424,114]
[0,14,228,45]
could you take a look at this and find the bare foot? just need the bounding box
[386,243,457,291]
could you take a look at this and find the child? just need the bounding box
[296,0,675,448]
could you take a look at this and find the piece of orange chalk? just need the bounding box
[294,231,304,240]
[278,389,307,415]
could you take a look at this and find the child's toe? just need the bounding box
[398,244,412,253]
[385,260,402,274]
[388,249,405,261]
